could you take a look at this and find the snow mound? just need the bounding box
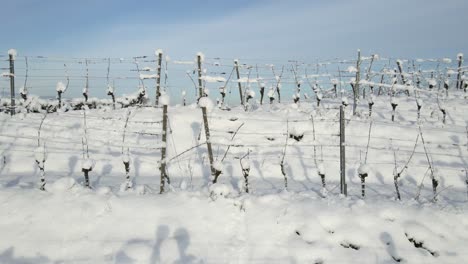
[96,186,111,195]
[116,242,153,263]
[48,177,76,192]
[209,183,232,199]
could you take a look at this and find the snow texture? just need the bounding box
[200,75,226,83]
[139,73,158,80]
[0,88,467,263]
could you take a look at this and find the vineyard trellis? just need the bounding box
[0,49,467,201]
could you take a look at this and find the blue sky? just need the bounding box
[3,0,468,60]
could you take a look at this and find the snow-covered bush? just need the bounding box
[122,153,132,191]
[367,95,374,117]
[218,87,226,106]
[20,87,28,101]
[317,162,326,188]
[209,183,232,201]
[267,88,275,104]
[289,125,305,142]
[358,163,370,198]
[81,158,94,188]
[240,158,250,193]
[259,82,266,105]
[246,89,255,103]
[416,98,423,120]
[106,85,115,109]
[34,145,47,190]
[391,97,398,122]
[428,79,437,89]
[341,97,348,107]
[82,87,89,102]
[56,81,67,109]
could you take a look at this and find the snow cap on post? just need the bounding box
[122,153,130,163]
[56,81,66,92]
[155,49,163,56]
[442,58,452,64]
[198,97,214,111]
[160,94,170,106]
[81,158,94,170]
[457,53,464,60]
[8,49,17,60]
[358,163,370,176]
[196,52,205,62]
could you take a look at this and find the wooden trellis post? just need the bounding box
[234,59,244,106]
[201,105,217,183]
[8,52,15,116]
[196,53,217,182]
[159,104,168,193]
[340,105,347,196]
[353,49,361,116]
[156,50,163,105]
[457,53,463,89]
[197,54,204,99]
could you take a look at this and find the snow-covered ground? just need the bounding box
[0,89,467,263]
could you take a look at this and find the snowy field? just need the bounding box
[0,88,467,263]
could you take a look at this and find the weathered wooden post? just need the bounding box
[197,53,204,99]
[8,49,16,116]
[457,53,463,89]
[234,59,244,106]
[159,103,168,193]
[155,49,163,105]
[340,105,347,195]
[83,59,89,103]
[353,49,361,116]
[200,103,217,183]
[196,53,218,182]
